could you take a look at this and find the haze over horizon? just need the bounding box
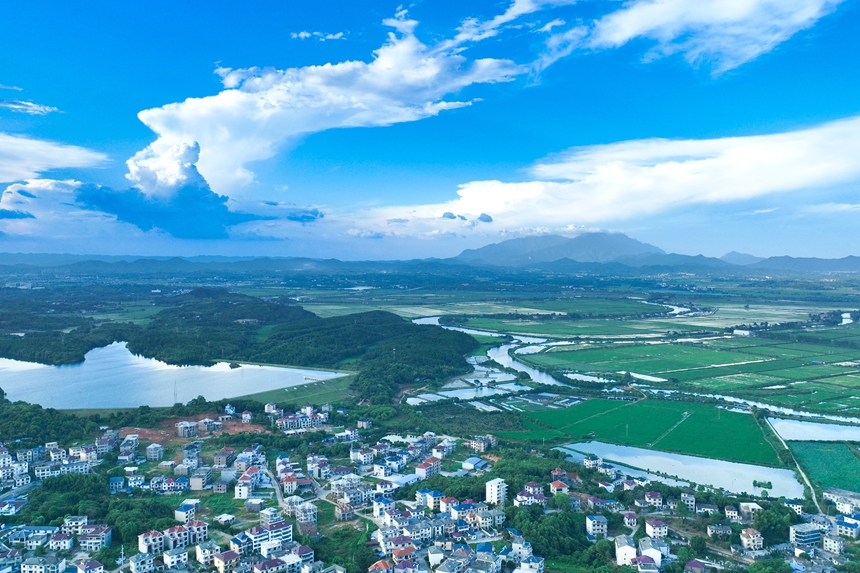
[2,0,859,260]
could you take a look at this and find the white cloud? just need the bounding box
[0,100,60,115]
[291,31,345,41]
[0,179,111,237]
[586,0,844,73]
[537,18,566,33]
[440,0,576,49]
[130,12,524,195]
[126,141,205,198]
[0,133,107,184]
[0,84,22,91]
[354,115,860,234]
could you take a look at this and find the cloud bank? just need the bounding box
[536,0,844,73]
[0,133,107,184]
[357,115,860,235]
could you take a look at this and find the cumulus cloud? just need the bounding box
[129,12,524,195]
[0,133,106,184]
[355,115,860,234]
[0,100,60,115]
[537,0,845,74]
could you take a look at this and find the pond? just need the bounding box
[769,418,860,442]
[0,341,347,409]
[561,441,805,498]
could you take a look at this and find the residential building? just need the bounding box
[138,531,165,554]
[790,523,821,546]
[175,504,196,523]
[164,547,188,570]
[485,479,507,506]
[615,535,637,566]
[585,515,607,538]
[146,444,164,461]
[739,502,763,521]
[680,493,695,512]
[197,541,221,566]
[645,521,667,539]
[130,554,154,573]
[740,528,764,551]
[725,506,739,521]
[823,535,845,555]
[21,557,66,573]
[644,492,662,508]
[215,551,241,573]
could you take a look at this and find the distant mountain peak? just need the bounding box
[720,251,764,266]
[454,232,665,266]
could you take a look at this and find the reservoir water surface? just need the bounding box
[0,342,347,409]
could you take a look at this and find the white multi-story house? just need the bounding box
[615,535,637,566]
[740,528,763,551]
[485,478,507,506]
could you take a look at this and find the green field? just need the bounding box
[240,376,355,405]
[510,328,860,414]
[502,399,782,466]
[790,441,860,491]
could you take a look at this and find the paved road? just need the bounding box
[264,469,288,509]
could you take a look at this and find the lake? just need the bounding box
[0,342,347,409]
[561,441,805,498]
[769,418,860,442]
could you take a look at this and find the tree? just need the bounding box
[748,558,792,573]
[549,493,570,511]
[689,536,707,556]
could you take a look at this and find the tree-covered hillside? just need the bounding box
[0,289,477,404]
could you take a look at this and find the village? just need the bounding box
[0,399,857,573]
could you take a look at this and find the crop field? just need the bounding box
[790,441,860,491]
[499,398,781,466]
[515,327,860,414]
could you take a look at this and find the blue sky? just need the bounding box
[1,0,859,259]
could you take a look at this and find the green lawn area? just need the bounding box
[240,376,355,405]
[790,441,860,491]
[523,399,781,466]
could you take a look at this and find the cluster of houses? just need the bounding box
[369,533,543,573]
[349,434,456,485]
[24,430,127,481]
[369,483,534,573]
[7,516,112,554]
[131,501,342,573]
[268,404,329,434]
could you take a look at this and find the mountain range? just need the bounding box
[0,232,859,276]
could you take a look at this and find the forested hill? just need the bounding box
[0,288,478,404]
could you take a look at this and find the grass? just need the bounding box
[790,441,860,492]
[239,376,355,405]
[522,399,782,466]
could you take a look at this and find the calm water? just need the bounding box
[0,342,346,409]
[564,441,804,498]
[769,418,860,441]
